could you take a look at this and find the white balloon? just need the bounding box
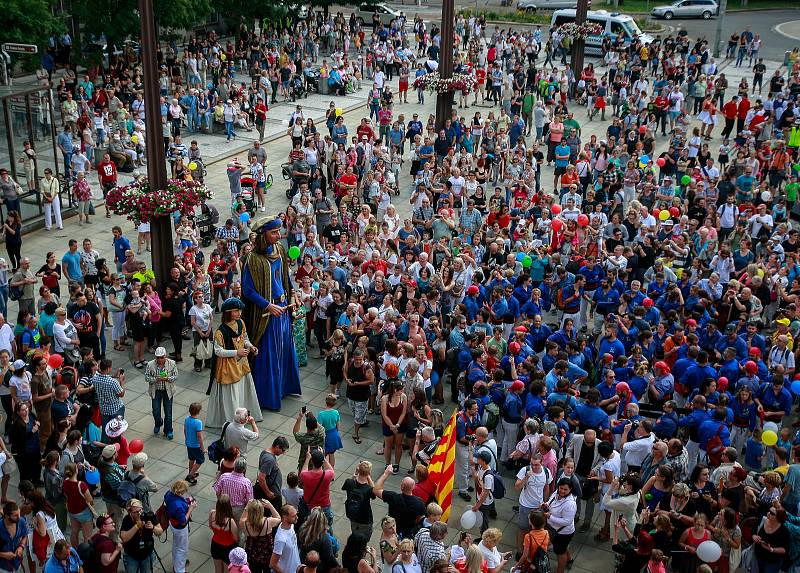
[761,191,772,203]
[763,421,779,433]
[473,510,483,528]
[460,510,477,529]
[697,540,721,563]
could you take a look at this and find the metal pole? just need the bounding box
[571,0,589,79]
[435,0,455,130]
[138,0,173,292]
[713,0,727,59]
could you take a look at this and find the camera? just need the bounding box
[141,511,156,523]
[465,435,477,442]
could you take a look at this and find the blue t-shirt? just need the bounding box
[744,437,763,469]
[62,250,82,282]
[184,416,203,448]
[113,236,131,263]
[555,144,571,168]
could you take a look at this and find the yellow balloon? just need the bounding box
[757,268,765,278]
[762,430,778,446]
[188,162,198,170]
[131,135,138,144]
[659,210,670,221]
[335,107,343,116]
[220,54,226,61]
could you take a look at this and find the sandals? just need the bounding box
[352,436,362,444]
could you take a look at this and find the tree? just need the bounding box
[5,0,62,50]
[213,0,291,30]
[69,0,212,63]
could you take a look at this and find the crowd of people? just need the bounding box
[2,4,800,573]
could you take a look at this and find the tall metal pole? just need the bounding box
[571,0,589,80]
[713,0,727,59]
[435,0,455,130]
[138,0,173,292]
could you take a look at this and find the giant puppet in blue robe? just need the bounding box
[240,217,302,410]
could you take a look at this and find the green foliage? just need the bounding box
[4,0,63,49]
[214,0,290,28]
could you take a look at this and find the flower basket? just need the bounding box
[106,178,213,226]
[555,22,604,40]
[413,72,477,94]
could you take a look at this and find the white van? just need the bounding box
[550,9,654,55]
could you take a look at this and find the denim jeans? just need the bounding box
[187,112,199,133]
[225,121,235,140]
[0,285,7,318]
[124,552,154,573]
[151,389,173,434]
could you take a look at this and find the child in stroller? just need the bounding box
[290,74,307,101]
[195,202,220,248]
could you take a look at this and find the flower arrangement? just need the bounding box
[555,22,604,39]
[413,72,477,94]
[106,178,212,225]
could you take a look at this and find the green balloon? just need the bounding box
[288,246,301,260]
[794,163,800,172]
[681,175,691,185]
[522,255,533,268]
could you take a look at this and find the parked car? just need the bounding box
[518,0,577,11]
[551,9,654,55]
[355,3,403,26]
[651,0,718,19]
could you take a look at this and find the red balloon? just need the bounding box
[639,125,647,134]
[656,157,666,167]
[577,214,589,227]
[652,208,661,218]
[669,207,680,217]
[643,298,654,308]
[551,218,563,232]
[48,353,64,369]
[551,204,562,215]
[129,439,145,454]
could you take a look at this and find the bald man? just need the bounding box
[373,466,426,538]
[566,429,601,531]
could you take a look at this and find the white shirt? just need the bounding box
[0,323,13,355]
[273,525,301,573]
[545,491,577,535]
[622,433,656,468]
[719,203,739,228]
[517,465,550,508]
[748,213,773,237]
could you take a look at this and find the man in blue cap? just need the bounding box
[240,217,302,410]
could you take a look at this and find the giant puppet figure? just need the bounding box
[240,217,302,410]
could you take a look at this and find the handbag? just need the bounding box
[2,456,17,475]
[88,201,96,216]
[195,338,213,361]
[740,544,756,573]
[728,544,742,572]
[207,422,231,464]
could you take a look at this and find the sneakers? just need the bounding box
[392,464,399,474]
[186,474,198,485]
[579,521,591,532]
[153,426,161,435]
[166,432,174,440]
[458,491,471,501]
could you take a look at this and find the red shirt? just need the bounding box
[356,125,375,142]
[91,533,120,573]
[254,103,268,121]
[737,98,750,119]
[723,101,738,119]
[63,479,90,514]
[98,160,117,185]
[337,173,358,196]
[300,469,335,508]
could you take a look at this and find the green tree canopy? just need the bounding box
[4,0,62,49]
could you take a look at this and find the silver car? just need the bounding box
[651,0,718,19]
[517,0,577,12]
[355,3,403,26]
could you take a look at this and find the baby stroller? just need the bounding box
[188,157,207,183]
[304,68,320,93]
[195,202,220,247]
[238,174,257,216]
[290,74,307,101]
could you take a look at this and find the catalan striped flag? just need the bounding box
[427,409,458,522]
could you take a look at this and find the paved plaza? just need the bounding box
[4,52,786,572]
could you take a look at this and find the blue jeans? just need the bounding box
[124,552,154,573]
[151,389,173,434]
[187,112,198,133]
[225,121,235,140]
[0,285,7,318]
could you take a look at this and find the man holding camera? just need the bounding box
[455,399,481,502]
[119,498,163,573]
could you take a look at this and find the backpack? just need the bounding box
[555,287,567,311]
[532,545,551,573]
[344,481,370,521]
[706,424,726,467]
[207,422,231,464]
[117,472,145,504]
[481,402,500,432]
[8,284,22,302]
[484,469,506,500]
[76,541,99,571]
[56,365,79,390]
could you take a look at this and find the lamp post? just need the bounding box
[571,0,590,78]
[435,0,455,129]
[138,0,173,291]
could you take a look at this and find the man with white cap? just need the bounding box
[97,440,126,539]
[143,347,178,440]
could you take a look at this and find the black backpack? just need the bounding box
[117,472,145,505]
[344,481,370,521]
[77,539,99,571]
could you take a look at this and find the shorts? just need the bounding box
[517,505,537,529]
[382,424,407,437]
[551,531,574,555]
[210,540,236,562]
[102,182,116,198]
[70,507,94,523]
[256,181,265,190]
[187,447,205,465]
[348,398,368,425]
[555,166,567,176]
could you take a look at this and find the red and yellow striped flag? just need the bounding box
[427,409,458,522]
